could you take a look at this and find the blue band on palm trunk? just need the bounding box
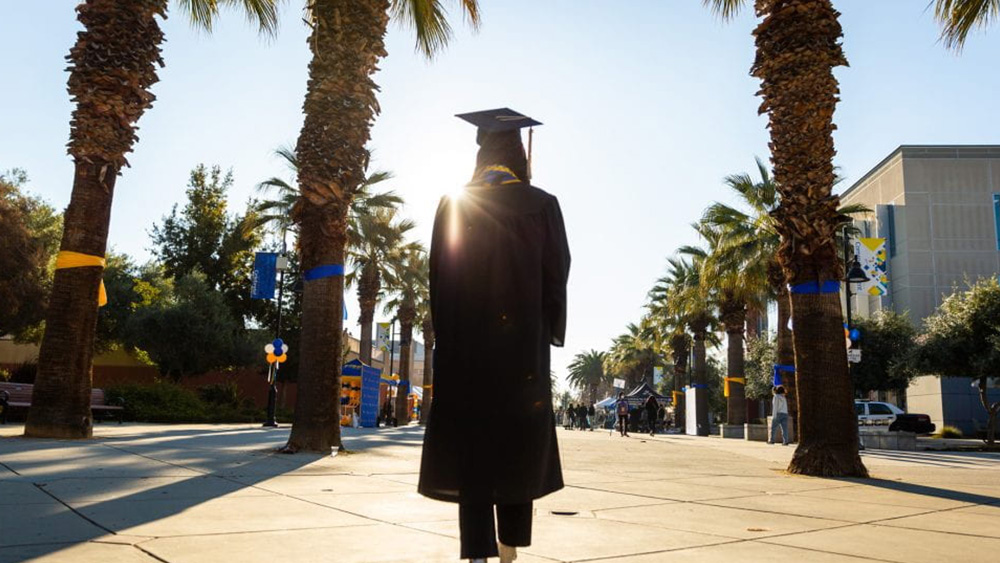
[303,264,344,281]
[789,280,841,294]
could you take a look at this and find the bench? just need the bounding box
[0,382,124,424]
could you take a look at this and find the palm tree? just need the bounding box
[701,159,869,435]
[383,244,428,427]
[256,146,402,238]
[662,255,717,436]
[284,0,480,454]
[935,0,999,49]
[347,209,415,365]
[705,0,866,476]
[25,0,279,440]
[647,275,692,433]
[416,288,434,424]
[567,350,607,405]
[255,146,408,369]
[604,323,658,391]
[691,220,769,428]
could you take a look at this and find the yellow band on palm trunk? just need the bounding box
[55,251,107,307]
[723,377,746,398]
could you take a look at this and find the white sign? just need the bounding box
[613,378,626,389]
[653,367,664,385]
[847,349,862,363]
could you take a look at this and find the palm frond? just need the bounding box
[702,0,748,20]
[935,0,1000,50]
[177,0,282,36]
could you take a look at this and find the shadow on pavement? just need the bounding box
[849,478,1000,506]
[0,426,327,561]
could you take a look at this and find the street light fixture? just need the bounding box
[843,229,870,366]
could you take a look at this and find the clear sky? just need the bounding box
[2,1,999,392]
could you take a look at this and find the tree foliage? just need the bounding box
[124,272,257,379]
[0,170,62,338]
[150,164,262,323]
[852,310,918,393]
[745,335,776,401]
[567,350,607,404]
[916,278,1000,444]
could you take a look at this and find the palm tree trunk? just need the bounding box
[776,288,797,430]
[25,0,165,439]
[670,335,689,433]
[752,0,866,476]
[395,315,414,426]
[420,318,434,424]
[285,212,348,453]
[721,299,747,426]
[358,263,379,364]
[285,0,389,453]
[691,322,710,436]
[26,164,116,439]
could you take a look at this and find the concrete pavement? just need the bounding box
[1,423,998,562]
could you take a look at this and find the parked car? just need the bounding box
[855,400,936,434]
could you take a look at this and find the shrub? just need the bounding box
[107,381,265,423]
[934,425,963,439]
[0,367,10,382]
[198,382,242,409]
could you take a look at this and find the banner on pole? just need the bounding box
[251,252,278,299]
[613,378,625,389]
[652,366,664,386]
[857,238,889,296]
[376,323,391,352]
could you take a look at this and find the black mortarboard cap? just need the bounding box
[455,108,542,132]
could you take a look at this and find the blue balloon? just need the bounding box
[849,328,861,341]
[272,338,284,350]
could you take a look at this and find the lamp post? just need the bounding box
[843,227,870,375]
[263,232,289,428]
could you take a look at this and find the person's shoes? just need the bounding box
[782,442,789,446]
[499,543,518,563]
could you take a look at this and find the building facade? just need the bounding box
[840,145,1000,435]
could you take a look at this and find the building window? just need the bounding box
[886,204,897,257]
[994,194,1000,250]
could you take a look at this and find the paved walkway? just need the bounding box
[1,423,998,562]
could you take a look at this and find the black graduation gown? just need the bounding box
[418,182,570,505]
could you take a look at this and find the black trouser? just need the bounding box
[459,502,533,559]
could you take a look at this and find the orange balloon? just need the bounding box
[276,353,288,363]
[266,352,277,364]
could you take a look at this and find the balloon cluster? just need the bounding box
[265,338,288,364]
[844,324,861,348]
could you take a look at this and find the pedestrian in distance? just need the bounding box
[577,403,589,430]
[644,395,659,436]
[419,108,571,563]
[615,392,630,437]
[567,403,576,430]
[587,403,596,432]
[770,385,790,446]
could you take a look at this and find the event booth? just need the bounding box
[340,359,381,427]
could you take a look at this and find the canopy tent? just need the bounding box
[594,396,616,410]
[624,382,668,407]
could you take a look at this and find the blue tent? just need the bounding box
[342,359,381,427]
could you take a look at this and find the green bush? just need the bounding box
[107,381,265,423]
[198,382,242,409]
[934,425,963,439]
